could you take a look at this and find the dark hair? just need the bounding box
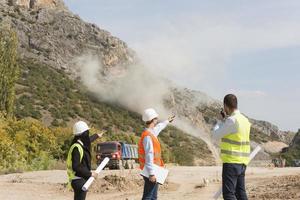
[223,94,238,109]
[146,118,157,125]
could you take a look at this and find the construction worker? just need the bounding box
[66,121,103,200]
[138,108,175,200]
[213,94,251,200]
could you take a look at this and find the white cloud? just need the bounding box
[131,16,300,89]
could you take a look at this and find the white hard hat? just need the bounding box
[142,108,159,122]
[73,121,89,136]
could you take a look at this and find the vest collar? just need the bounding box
[77,139,84,146]
[145,128,155,135]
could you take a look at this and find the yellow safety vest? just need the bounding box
[66,141,84,188]
[220,111,251,165]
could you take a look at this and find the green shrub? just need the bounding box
[0,115,62,172]
[281,130,300,166]
[0,26,20,118]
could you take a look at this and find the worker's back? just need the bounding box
[220,111,251,165]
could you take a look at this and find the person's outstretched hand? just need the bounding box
[97,131,105,138]
[168,115,176,123]
[91,171,98,178]
[149,175,157,183]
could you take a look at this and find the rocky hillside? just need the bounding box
[165,87,293,144]
[7,0,66,9]
[0,0,293,166]
[164,87,294,161]
[282,130,300,166]
[0,0,134,75]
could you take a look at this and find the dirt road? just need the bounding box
[0,166,299,200]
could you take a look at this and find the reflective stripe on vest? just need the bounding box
[220,112,251,165]
[221,138,250,146]
[138,130,164,170]
[66,141,84,188]
[221,150,250,157]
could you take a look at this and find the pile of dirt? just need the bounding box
[262,141,288,154]
[88,174,177,193]
[59,174,178,195]
[89,174,143,193]
[248,174,300,200]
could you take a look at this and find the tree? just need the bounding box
[0,26,20,118]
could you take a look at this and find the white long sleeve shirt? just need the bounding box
[143,120,169,175]
[213,110,240,141]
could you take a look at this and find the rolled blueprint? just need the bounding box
[82,157,110,191]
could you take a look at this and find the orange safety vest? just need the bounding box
[138,130,164,170]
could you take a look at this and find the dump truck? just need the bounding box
[96,141,138,170]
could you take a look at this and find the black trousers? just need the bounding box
[222,163,248,200]
[71,179,87,200]
[142,176,159,200]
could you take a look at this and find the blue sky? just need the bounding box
[65,0,300,131]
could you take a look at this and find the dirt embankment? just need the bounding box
[248,174,300,200]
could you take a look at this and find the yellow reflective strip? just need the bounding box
[221,150,250,157]
[221,138,250,145]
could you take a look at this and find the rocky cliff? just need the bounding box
[0,0,134,76]
[7,0,65,9]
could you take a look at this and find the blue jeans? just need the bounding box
[222,163,248,200]
[142,176,159,200]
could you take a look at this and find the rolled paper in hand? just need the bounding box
[82,157,110,191]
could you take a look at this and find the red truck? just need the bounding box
[96,141,138,170]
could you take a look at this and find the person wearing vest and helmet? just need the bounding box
[213,94,251,200]
[66,121,103,200]
[138,108,175,200]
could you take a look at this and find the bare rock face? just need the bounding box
[8,0,65,9]
[165,87,220,133]
[10,0,29,8]
[164,87,294,151]
[250,119,295,144]
[31,0,62,8]
[0,0,135,74]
